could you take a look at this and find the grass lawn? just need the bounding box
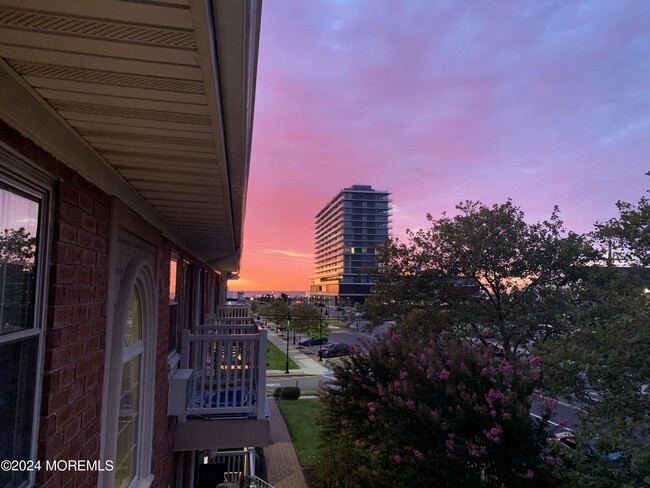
[267,341,299,370]
[276,399,326,467]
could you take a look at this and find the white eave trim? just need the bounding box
[0,59,197,257]
[189,0,238,266]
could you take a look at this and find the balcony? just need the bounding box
[172,310,269,451]
[209,303,252,319]
[197,449,275,488]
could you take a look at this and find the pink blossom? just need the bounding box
[413,449,423,459]
[527,469,534,479]
[490,410,497,418]
[426,366,434,379]
[354,439,364,447]
[367,401,376,413]
[439,369,450,380]
[393,454,402,463]
[559,419,568,428]
[391,333,401,341]
[468,443,486,457]
[407,399,416,410]
[400,370,409,380]
[429,409,439,421]
[419,353,427,365]
[488,388,505,400]
[485,426,502,443]
[501,412,511,420]
[529,355,540,366]
[368,415,376,422]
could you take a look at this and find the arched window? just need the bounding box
[102,259,155,488]
[115,287,144,487]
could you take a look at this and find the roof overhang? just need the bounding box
[0,0,261,271]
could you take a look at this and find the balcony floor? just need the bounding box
[174,418,270,451]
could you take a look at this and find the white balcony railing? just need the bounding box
[205,303,252,320]
[196,319,259,335]
[179,324,267,421]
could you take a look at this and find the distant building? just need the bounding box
[309,185,391,305]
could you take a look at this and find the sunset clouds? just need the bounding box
[237,1,650,292]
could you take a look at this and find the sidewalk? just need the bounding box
[265,326,328,377]
[262,327,327,488]
[264,399,309,488]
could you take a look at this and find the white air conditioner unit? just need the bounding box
[168,368,194,416]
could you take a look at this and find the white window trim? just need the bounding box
[0,145,52,487]
[101,258,156,488]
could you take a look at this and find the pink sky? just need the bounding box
[235,1,650,292]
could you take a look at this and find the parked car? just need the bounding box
[298,336,329,347]
[548,432,624,462]
[549,431,577,451]
[318,343,351,358]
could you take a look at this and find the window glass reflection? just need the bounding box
[0,184,39,336]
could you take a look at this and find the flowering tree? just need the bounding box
[317,332,557,487]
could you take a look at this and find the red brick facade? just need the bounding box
[40,165,109,488]
[152,239,177,486]
[0,120,227,487]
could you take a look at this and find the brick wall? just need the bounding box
[0,120,109,488]
[151,238,176,486]
[41,164,110,487]
[1,120,225,488]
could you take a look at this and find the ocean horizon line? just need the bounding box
[228,290,308,297]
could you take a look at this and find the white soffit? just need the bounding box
[0,0,260,271]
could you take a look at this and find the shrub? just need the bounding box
[273,386,301,400]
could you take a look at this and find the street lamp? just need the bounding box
[318,304,328,362]
[285,312,291,374]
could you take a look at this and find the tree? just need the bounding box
[0,227,36,264]
[0,227,37,331]
[317,331,556,488]
[595,171,649,267]
[363,200,595,357]
[539,282,650,487]
[536,176,650,487]
[257,299,290,328]
[289,303,324,339]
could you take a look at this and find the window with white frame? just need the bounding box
[115,287,144,488]
[104,259,155,488]
[0,156,49,488]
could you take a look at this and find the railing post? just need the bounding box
[256,329,267,420]
[247,447,255,478]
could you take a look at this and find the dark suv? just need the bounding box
[317,343,351,358]
[298,336,329,347]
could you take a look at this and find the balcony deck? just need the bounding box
[173,307,269,450]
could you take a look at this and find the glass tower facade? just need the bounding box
[309,185,391,305]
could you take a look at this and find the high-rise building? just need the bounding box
[309,185,391,305]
